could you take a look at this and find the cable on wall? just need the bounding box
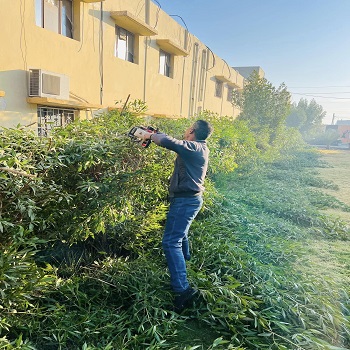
[136,0,145,17]
[78,2,85,52]
[169,14,192,54]
[167,14,192,115]
[19,0,28,70]
[206,46,216,71]
[152,0,161,29]
[99,1,104,105]
[222,59,231,79]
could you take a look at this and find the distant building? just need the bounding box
[232,66,265,79]
[335,120,350,126]
[326,120,350,145]
[0,0,261,135]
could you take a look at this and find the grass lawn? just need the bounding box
[308,149,350,286]
[173,149,350,349]
[293,149,350,349]
[317,149,350,223]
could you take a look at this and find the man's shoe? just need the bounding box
[174,287,198,313]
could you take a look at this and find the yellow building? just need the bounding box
[0,0,258,135]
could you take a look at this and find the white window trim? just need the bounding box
[115,26,135,63]
[35,0,74,39]
[159,50,172,77]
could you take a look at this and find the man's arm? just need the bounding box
[138,131,185,153]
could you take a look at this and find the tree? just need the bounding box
[286,98,326,136]
[232,71,291,145]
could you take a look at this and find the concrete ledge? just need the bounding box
[152,113,184,119]
[110,11,158,36]
[27,97,103,110]
[156,39,188,56]
[227,81,241,88]
[215,75,231,83]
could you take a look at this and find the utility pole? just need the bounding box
[331,113,336,125]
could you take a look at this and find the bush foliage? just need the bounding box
[0,108,349,349]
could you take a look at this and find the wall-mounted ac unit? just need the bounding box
[28,69,69,100]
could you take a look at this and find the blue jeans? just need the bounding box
[162,196,203,293]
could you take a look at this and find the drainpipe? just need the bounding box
[143,0,150,103]
[99,1,104,105]
[202,71,207,112]
[220,87,224,116]
[143,38,149,103]
[145,0,150,24]
[180,29,188,116]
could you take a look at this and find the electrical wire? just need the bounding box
[152,0,161,29]
[206,46,216,71]
[292,93,350,100]
[169,14,191,53]
[289,86,350,88]
[169,14,188,31]
[222,59,231,78]
[19,0,28,70]
[136,1,160,30]
[78,2,85,52]
[290,92,350,94]
[136,0,145,17]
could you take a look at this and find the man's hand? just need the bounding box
[133,128,152,141]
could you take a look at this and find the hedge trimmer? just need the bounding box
[127,126,157,148]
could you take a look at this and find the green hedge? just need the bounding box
[2,109,348,349]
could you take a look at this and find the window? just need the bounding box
[37,106,76,136]
[215,80,223,98]
[159,50,171,77]
[115,26,135,63]
[227,86,233,102]
[35,0,73,39]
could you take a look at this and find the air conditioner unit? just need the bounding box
[28,69,69,100]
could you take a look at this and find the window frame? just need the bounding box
[35,0,74,39]
[215,79,223,98]
[159,49,172,77]
[227,86,233,102]
[115,26,135,63]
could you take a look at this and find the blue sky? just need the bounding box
[158,0,350,124]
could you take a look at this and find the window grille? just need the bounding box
[37,106,76,136]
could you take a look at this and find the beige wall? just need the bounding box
[0,0,249,133]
